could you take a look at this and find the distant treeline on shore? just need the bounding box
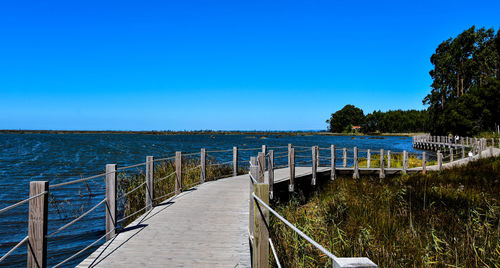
[0,129,421,136]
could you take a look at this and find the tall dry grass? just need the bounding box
[270,156,500,267]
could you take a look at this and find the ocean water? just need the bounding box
[0,133,424,267]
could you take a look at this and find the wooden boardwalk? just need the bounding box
[78,175,251,268]
[78,146,500,268]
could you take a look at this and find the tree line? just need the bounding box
[327,26,499,135]
[326,105,429,133]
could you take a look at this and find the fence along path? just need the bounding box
[1,138,500,267]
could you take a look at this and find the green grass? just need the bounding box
[358,153,437,169]
[270,156,500,267]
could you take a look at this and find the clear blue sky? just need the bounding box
[0,0,498,131]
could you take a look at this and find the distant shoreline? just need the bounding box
[0,129,424,137]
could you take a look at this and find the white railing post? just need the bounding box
[330,145,336,180]
[269,150,274,199]
[233,146,238,176]
[367,149,371,168]
[438,151,442,170]
[288,147,295,192]
[201,148,206,183]
[402,151,407,174]
[312,146,317,185]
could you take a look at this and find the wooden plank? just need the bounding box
[353,147,359,179]
[330,145,336,180]
[28,181,48,268]
[268,150,274,199]
[80,175,251,267]
[106,164,117,241]
[145,156,154,211]
[253,183,269,268]
[233,146,238,177]
[288,147,295,192]
[175,151,182,194]
[201,148,206,183]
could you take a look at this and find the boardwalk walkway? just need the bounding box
[78,146,500,267]
[78,175,250,268]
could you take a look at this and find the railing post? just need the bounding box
[146,156,154,211]
[249,157,258,237]
[253,183,269,268]
[490,140,494,157]
[175,151,182,194]
[201,148,206,183]
[438,150,442,171]
[269,150,274,199]
[105,164,117,241]
[288,147,295,192]
[258,152,265,183]
[315,145,319,168]
[353,147,359,179]
[367,149,371,168]
[387,150,391,168]
[379,149,385,179]
[402,151,407,174]
[450,148,454,162]
[261,145,267,171]
[342,148,347,168]
[27,181,48,268]
[311,146,317,185]
[330,145,336,180]
[422,152,426,174]
[233,146,238,177]
[461,139,465,159]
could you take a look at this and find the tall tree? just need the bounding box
[424,26,500,135]
[326,105,364,133]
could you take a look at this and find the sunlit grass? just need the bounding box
[270,156,500,267]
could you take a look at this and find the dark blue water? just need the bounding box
[0,133,423,267]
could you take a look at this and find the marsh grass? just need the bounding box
[118,157,246,226]
[270,156,500,267]
[358,153,437,168]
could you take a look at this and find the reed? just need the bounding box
[270,156,500,267]
[358,153,436,168]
